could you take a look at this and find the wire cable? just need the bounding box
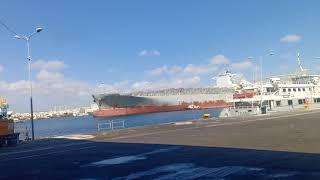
[0,19,18,36]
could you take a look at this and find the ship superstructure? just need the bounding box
[232,53,320,110]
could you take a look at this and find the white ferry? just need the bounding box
[229,53,320,113]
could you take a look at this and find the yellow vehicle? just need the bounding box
[203,113,210,118]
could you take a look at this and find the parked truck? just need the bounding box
[0,98,19,147]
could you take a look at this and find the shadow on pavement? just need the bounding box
[0,138,320,179]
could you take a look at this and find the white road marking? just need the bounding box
[268,172,298,178]
[174,122,193,125]
[53,134,95,140]
[113,163,194,180]
[86,147,180,167]
[0,146,96,162]
[113,163,265,180]
[90,156,146,166]
[0,141,93,156]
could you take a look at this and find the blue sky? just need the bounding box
[0,0,320,111]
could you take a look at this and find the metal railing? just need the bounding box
[97,120,125,131]
[232,106,259,109]
[226,106,260,117]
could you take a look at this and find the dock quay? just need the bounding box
[1,109,320,179]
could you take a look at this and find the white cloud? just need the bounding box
[139,49,161,56]
[0,65,4,73]
[183,64,216,75]
[230,61,254,71]
[145,54,232,77]
[32,60,67,71]
[131,81,152,90]
[280,34,301,43]
[36,70,64,81]
[97,76,202,94]
[0,78,93,112]
[147,63,217,77]
[0,60,93,112]
[132,76,201,91]
[3,80,29,94]
[145,54,232,79]
[146,65,183,76]
[97,81,130,94]
[209,55,229,65]
[106,68,115,73]
[170,65,183,74]
[146,65,169,76]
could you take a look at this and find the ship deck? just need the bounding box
[1,109,320,179]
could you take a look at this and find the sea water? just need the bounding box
[15,108,223,139]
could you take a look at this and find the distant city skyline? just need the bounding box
[1,0,320,111]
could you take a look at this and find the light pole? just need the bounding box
[248,51,274,109]
[14,27,43,141]
[247,56,256,109]
[247,56,256,82]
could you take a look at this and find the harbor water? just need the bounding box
[15,108,223,139]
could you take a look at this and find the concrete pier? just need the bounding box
[1,109,320,179]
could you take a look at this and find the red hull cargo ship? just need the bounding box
[92,88,233,117]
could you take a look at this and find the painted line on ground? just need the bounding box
[113,163,267,180]
[0,141,94,157]
[53,134,95,140]
[84,146,180,167]
[0,146,96,162]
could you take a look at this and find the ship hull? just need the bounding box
[92,90,234,117]
[93,105,186,117]
[92,101,233,118]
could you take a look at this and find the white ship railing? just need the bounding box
[97,120,125,131]
[225,106,260,117]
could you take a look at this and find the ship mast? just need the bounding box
[297,52,304,73]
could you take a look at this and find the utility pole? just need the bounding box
[15,28,44,140]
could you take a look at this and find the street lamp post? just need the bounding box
[14,28,43,141]
[259,56,263,108]
[248,51,274,109]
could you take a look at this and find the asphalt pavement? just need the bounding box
[1,109,320,179]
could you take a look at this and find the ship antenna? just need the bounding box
[297,52,304,72]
